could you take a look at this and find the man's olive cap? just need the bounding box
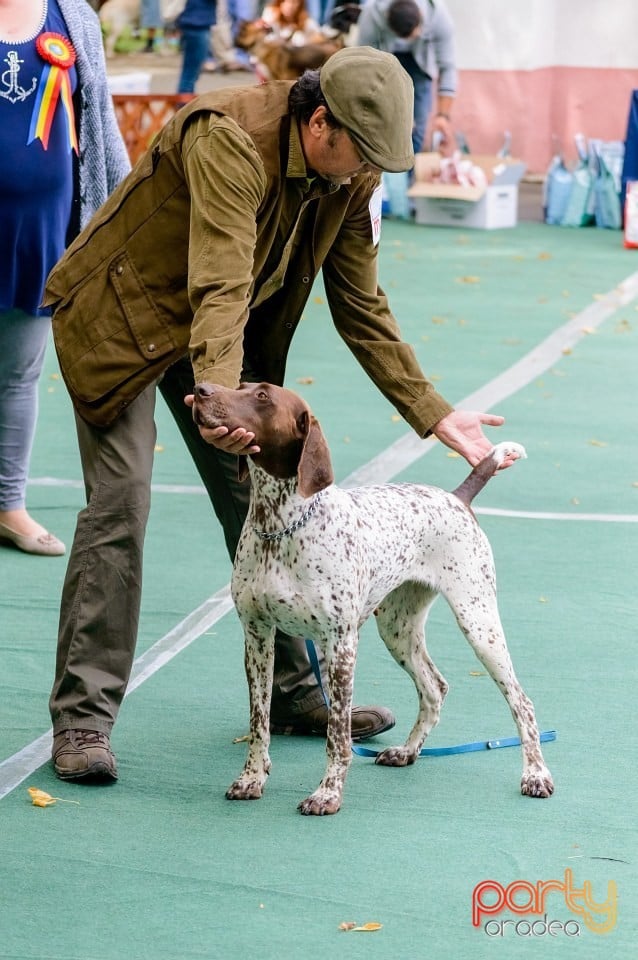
[319,47,415,173]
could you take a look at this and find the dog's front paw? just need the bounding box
[297,788,342,816]
[521,768,554,798]
[226,776,266,801]
[374,745,418,767]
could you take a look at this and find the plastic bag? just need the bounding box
[593,149,622,229]
[544,152,573,225]
[561,134,594,227]
[382,172,410,220]
[438,152,488,189]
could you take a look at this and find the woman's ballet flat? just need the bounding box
[0,521,65,556]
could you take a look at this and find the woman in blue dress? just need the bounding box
[0,0,130,555]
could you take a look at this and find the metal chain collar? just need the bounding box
[251,490,326,542]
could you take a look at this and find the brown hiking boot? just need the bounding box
[270,704,395,742]
[52,729,118,782]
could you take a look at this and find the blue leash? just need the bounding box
[352,729,557,758]
[304,639,557,760]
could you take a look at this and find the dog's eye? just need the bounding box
[256,390,270,402]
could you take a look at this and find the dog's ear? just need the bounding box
[297,412,334,498]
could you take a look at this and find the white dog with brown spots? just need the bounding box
[192,381,554,815]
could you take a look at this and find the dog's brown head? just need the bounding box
[235,18,273,51]
[192,382,334,497]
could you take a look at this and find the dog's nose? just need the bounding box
[194,383,215,399]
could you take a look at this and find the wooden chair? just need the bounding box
[112,93,195,164]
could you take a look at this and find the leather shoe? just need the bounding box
[270,704,395,742]
[52,729,118,782]
[0,520,65,556]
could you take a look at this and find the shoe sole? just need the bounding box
[270,718,396,742]
[54,762,118,783]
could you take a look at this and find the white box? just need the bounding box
[408,154,527,230]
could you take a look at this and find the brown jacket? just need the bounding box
[45,81,452,432]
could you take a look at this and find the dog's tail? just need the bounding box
[451,442,527,507]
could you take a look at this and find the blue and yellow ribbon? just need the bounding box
[27,32,78,153]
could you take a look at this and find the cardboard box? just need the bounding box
[408,153,527,229]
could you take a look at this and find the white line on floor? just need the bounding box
[3,271,637,799]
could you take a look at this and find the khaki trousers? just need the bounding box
[49,359,327,735]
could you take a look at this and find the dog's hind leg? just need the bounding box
[443,570,554,798]
[226,621,275,801]
[373,582,449,767]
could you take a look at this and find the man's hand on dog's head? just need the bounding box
[184,394,261,454]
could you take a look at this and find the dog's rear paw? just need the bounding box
[226,777,265,800]
[297,789,342,816]
[521,769,554,798]
[375,745,418,767]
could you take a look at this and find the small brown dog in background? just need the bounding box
[235,19,343,81]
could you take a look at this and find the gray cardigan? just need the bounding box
[58,0,131,230]
[357,0,457,96]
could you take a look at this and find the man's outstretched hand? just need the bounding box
[432,410,521,469]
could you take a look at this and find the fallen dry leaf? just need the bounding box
[232,735,250,744]
[588,439,608,447]
[571,497,580,505]
[154,444,164,453]
[353,923,383,932]
[470,671,486,677]
[581,326,597,335]
[537,252,552,260]
[538,597,548,603]
[313,296,324,304]
[446,451,461,459]
[27,787,79,807]
[391,414,401,422]
[296,376,314,385]
[28,788,56,807]
[456,275,480,284]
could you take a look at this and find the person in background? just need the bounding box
[225,0,257,71]
[0,0,130,557]
[141,0,165,52]
[305,0,334,26]
[176,0,217,92]
[357,0,456,156]
[261,0,321,45]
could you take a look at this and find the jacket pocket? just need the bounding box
[53,252,188,425]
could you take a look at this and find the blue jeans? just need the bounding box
[177,27,211,93]
[0,309,50,510]
[305,0,335,24]
[227,0,257,66]
[393,51,433,156]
